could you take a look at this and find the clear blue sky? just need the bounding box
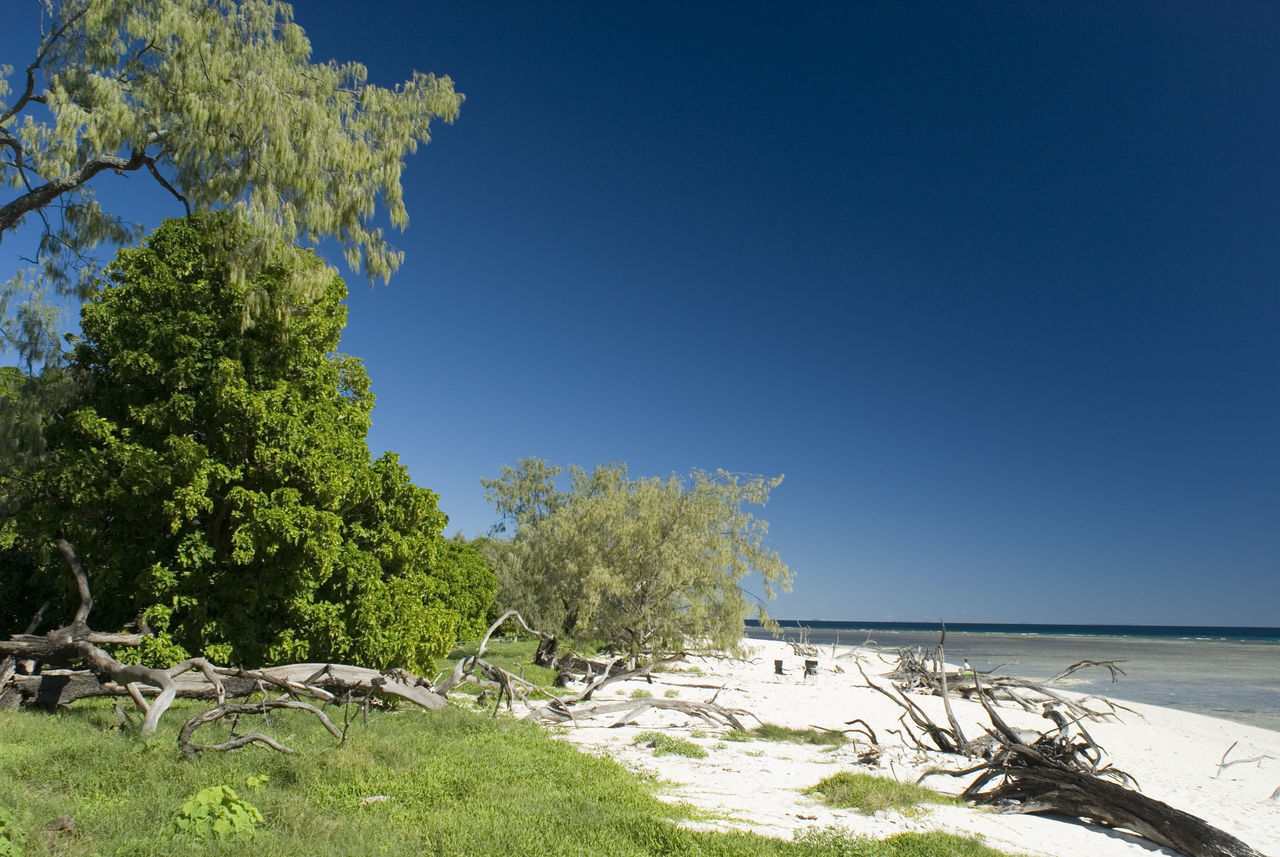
[4,2,1277,625]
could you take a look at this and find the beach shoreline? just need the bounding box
[546,638,1280,857]
[750,624,1280,733]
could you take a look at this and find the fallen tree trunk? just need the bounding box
[1,540,449,739]
[5,663,447,711]
[960,758,1264,857]
[878,637,1265,857]
[3,552,757,755]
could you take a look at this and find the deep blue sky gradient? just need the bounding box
[3,2,1277,624]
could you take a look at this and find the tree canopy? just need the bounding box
[481,459,792,655]
[2,0,461,369]
[1,214,493,671]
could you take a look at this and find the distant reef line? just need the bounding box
[746,618,1280,641]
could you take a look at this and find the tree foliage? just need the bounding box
[481,459,792,655]
[1,0,462,369]
[1,214,493,671]
[1,0,464,550]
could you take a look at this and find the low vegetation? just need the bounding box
[632,731,709,758]
[727,724,848,746]
[807,773,960,814]
[793,828,1013,857]
[0,701,1008,857]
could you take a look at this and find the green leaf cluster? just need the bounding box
[482,459,792,655]
[0,804,21,857]
[169,783,263,840]
[2,214,494,671]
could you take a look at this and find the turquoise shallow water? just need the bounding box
[746,621,1280,733]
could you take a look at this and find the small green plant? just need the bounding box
[632,731,707,759]
[688,729,707,739]
[806,772,958,814]
[170,781,265,839]
[794,827,1009,856]
[752,723,847,746]
[629,688,653,699]
[0,805,23,857]
[724,724,846,746]
[664,689,679,698]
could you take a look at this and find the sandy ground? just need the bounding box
[539,638,1280,857]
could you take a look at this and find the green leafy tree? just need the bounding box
[2,214,492,671]
[1,0,462,544]
[482,459,792,655]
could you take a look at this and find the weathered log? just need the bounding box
[966,759,1264,857]
[5,663,448,712]
[0,540,230,735]
[881,650,1262,856]
[527,697,750,731]
[1,539,451,739]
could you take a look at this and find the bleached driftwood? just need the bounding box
[177,698,342,756]
[869,639,1265,857]
[526,697,750,731]
[0,540,449,743]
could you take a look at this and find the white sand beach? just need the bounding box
[545,638,1280,857]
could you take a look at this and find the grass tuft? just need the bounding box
[632,731,708,758]
[794,827,1013,856]
[726,724,847,746]
[807,772,960,814]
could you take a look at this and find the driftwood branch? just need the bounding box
[2,540,450,743]
[178,698,342,756]
[881,646,1262,857]
[527,697,750,731]
[887,644,1127,722]
[1214,741,1274,778]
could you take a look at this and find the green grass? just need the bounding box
[793,828,1013,857]
[0,697,1011,856]
[632,731,708,758]
[806,773,960,814]
[726,724,848,746]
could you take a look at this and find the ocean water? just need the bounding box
[745,620,1280,733]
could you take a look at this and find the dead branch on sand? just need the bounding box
[864,635,1265,857]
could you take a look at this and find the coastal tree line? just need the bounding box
[1,0,791,676]
[1,8,1270,857]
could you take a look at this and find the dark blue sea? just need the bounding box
[745,620,1280,733]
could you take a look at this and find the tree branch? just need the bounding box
[55,538,92,626]
[0,6,87,126]
[0,150,149,235]
[144,156,190,216]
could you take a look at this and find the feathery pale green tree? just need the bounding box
[482,459,792,655]
[1,0,462,366]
